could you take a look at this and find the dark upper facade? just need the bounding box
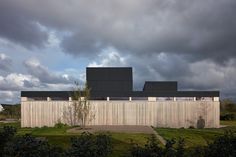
[21,67,219,98]
[143,81,177,92]
[87,67,133,93]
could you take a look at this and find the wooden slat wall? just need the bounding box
[21,100,220,128]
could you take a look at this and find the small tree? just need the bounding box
[63,82,95,128]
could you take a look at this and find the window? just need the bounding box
[196,97,213,101]
[109,97,129,100]
[132,97,148,100]
[27,97,47,101]
[51,97,69,101]
[157,97,174,101]
[176,97,194,101]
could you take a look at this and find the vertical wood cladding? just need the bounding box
[21,101,220,128]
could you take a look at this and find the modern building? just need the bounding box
[21,67,220,128]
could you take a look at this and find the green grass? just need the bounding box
[220,120,236,126]
[0,121,21,128]
[0,122,149,156]
[155,121,236,148]
[2,121,236,156]
[108,133,148,157]
[155,128,221,147]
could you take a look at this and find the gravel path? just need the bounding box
[67,125,166,145]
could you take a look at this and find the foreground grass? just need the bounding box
[0,122,149,157]
[2,121,236,156]
[220,120,236,126]
[155,121,236,148]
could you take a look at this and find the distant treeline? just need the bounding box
[220,99,236,120]
[0,104,20,120]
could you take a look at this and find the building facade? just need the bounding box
[21,67,220,128]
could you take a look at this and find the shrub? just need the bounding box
[130,134,164,157]
[54,122,68,128]
[4,134,50,156]
[130,135,186,157]
[42,125,49,129]
[188,146,206,157]
[204,131,236,157]
[49,146,65,157]
[185,131,236,157]
[4,134,65,157]
[0,126,17,156]
[95,133,112,156]
[176,138,185,157]
[67,132,112,157]
[189,126,195,129]
[220,113,235,120]
[164,139,177,157]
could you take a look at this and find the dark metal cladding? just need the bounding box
[86,67,133,92]
[21,90,219,98]
[143,81,177,92]
[21,91,72,98]
[21,67,220,98]
[139,91,220,97]
[87,67,132,81]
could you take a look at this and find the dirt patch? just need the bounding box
[67,125,167,145]
[67,125,155,134]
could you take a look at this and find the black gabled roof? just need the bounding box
[143,81,177,92]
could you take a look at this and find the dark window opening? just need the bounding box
[27,97,47,101]
[90,97,107,100]
[51,97,69,101]
[157,97,174,101]
[132,97,148,100]
[109,97,129,100]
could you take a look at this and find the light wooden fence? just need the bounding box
[21,100,220,128]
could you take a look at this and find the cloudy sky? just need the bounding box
[0,0,236,104]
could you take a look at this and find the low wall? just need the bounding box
[21,100,220,128]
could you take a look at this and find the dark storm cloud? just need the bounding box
[1,0,236,101]
[62,32,108,57]
[0,0,48,48]
[1,0,236,61]
[59,0,236,62]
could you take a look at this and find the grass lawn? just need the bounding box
[155,121,236,148]
[220,120,236,126]
[0,122,149,157]
[2,121,236,156]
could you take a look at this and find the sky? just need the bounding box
[0,0,236,104]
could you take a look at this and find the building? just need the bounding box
[0,104,3,112]
[21,67,220,128]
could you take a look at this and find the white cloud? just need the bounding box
[0,73,40,91]
[0,57,80,103]
[0,53,12,71]
[88,48,127,67]
[24,58,76,84]
[0,91,17,104]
